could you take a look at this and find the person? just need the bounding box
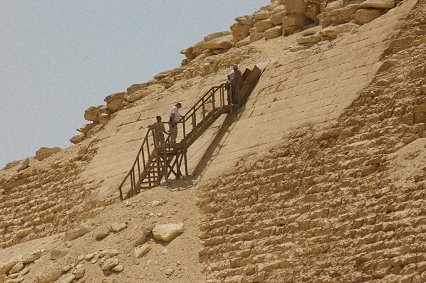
[150,116,168,148]
[168,102,182,143]
[227,65,242,105]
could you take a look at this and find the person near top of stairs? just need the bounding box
[228,65,242,105]
[168,102,182,143]
[150,115,168,148]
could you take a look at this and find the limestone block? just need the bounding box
[9,262,24,274]
[270,11,286,25]
[15,228,30,239]
[16,158,29,172]
[253,11,271,21]
[125,91,149,103]
[70,134,85,145]
[320,22,359,39]
[235,15,254,26]
[250,32,265,42]
[152,223,184,242]
[35,147,61,161]
[84,105,110,123]
[76,123,95,135]
[50,249,69,260]
[112,265,124,272]
[305,3,321,22]
[202,34,235,50]
[36,268,62,283]
[74,264,85,279]
[360,0,395,9]
[301,25,322,36]
[353,8,382,24]
[285,0,308,13]
[110,222,127,233]
[101,258,119,271]
[98,113,110,124]
[255,20,274,32]
[94,230,110,240]
[231,23,252,41]
[204,31,231,42]
[64,224,92,241]
[297,33,322,44]
[126,82,149,94]
[134,243,152,258]
[104,92,125,113]
[235,37,251,48]
[265,26,283,40]
[180,47,195,60]
[0,260,18,275]
[282,14,310,35]
[193,35,234,55]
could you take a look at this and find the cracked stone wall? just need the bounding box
[198,0,426,282]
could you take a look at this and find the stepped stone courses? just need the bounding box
[0,0,425,282]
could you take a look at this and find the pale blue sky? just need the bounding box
[0,0,268,167]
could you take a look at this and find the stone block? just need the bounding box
[35,147,61,161]
[353,8,382,24]
[265,26,283,39]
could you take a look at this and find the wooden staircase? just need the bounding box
[118,65,261,200]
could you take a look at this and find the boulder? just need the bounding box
[250,32,265,42]
[265,26,283,39]
[112,265,124,272]
[9,262,24,274]
[134,243,152,258]
[36,268,62,283]
[320,22,359,39]
[235,15,254,26]
[202,34,235,50]
[360,0,395,9]
[64,224,92,241]
[125,91,149,103]
[104,92,125,113]
[50,249,69,260]
[16,228,30,238]
[253,11,271,20]
[17,158,29,172]
[0,260,18,275]
[231,23,252,41]
[297,33,322,44]
[76,123,95,135]
[126,83,149,94]
[204,31,231,42]
[353,8,382,24]
[95,230,110,240]
[235,37,251,48]
[282,14,310,35]
[74,264,85,279]
[110,222,127,233]
[101,258,119,271]
[35,147,61,161]
[84,105,110,123]
[255,20,274,32]
[270,11,286,25]
[180,47,195,60]
[305,3,321,22]
[152,223,184,242]
[70,134,85,145]
[318,4,360,27]
[286,0,308,13]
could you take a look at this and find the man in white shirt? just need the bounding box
[168,102,182,143]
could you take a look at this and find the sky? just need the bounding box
[0,0,268,168]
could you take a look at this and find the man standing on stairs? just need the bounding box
[228,64,242,105]
[168,102,182,143]
[151,116,168,148]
